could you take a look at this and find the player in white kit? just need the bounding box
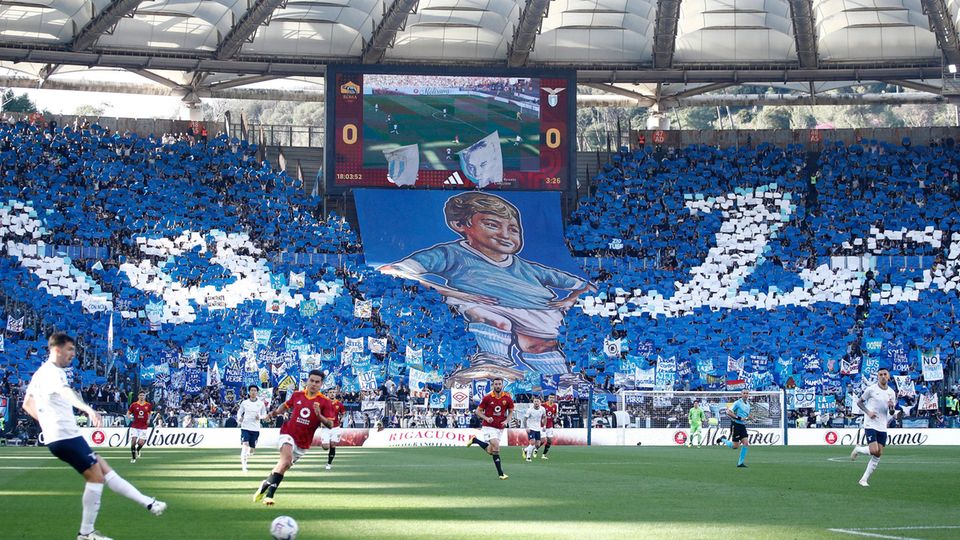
[521,397,547,462]
[22,333,166,540]
[850,367,897,487]
[237,385,268,472]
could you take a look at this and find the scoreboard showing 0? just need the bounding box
[326,65,575,191]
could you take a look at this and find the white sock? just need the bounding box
[862,456,880,482]
[525,444,534,458]
[104,470,153,508]
[80,482,103,535]
[241,446,249,467]
[855,446,870,455]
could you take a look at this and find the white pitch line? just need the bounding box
[827,528,918,540]
[857,527,960,531]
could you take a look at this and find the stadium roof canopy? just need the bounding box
[0,0,957,104]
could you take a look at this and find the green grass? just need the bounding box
[362,95,540,170]
[1,445,958,539]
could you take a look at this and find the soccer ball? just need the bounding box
[270,516,299,540]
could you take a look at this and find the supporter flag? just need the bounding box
[472,380,490,402]
[557,385,575,401]
[184,368,204,393]
[299,299,318,317]
[344,337,364,354]
[387,361,406,378]
[887,339,910,372]
[815,395,837,413]
[613,371,634,388]
[288,272,306,289]
[285,338,310,356]
[840,357,860,375]
[655,355,677,390]
[894,375,916,397]
[253,328,272,346]
[265,298,286,315]
[919,393,939,411]
[591,392,609,411]
[774,357,793,384]
[696,358,715,376]
[604,337,622,358]
[126,347,140,365]
[0,333,4,353]
[408,367,430,396]
[384,144,420,186]
[368,337,387,355]
[451,383,471,410]
[862,355,880,382]
[358,369,379,391]
[270,273,287,290]
[206,361,222,388]
[794,388,816,409]
[405,345,424,370]
[919,349,944,381]
[429,391,450,409]
[635,367,655,388]
[458,131,503,188]
[540,374,558,392]
[340,376,360,393]
[182,346,200,368]
[354,300,372,318]
[802,354,821,371]
[5,315,23,333]
[727,355,744,374]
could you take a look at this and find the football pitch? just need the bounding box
[1,445,957,539]
[362,95,540,171]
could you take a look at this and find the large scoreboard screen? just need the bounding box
[326,65,575,191]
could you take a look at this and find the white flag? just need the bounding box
[354,300,372,319]
[919,393,939,411]
[458,131,503,188]
[6,315,23,333]
[384,144,420,186]
[288,272,306,289]
[603,337,622,358]
[451,382,471,410]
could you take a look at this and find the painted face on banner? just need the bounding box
[453,212,521,257]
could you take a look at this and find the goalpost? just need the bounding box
[615,390,787,444]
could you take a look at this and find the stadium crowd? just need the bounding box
[1,115,959,442]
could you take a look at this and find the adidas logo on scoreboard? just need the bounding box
[444,172,464,185]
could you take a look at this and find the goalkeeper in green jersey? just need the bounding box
[687,399,706,447]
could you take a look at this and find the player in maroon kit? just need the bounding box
[540,393,558,459]
[320,388,347,470]
[253,370,335,505]
[467,377,514,479]
[126,390,153,463]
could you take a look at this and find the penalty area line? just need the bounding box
[828,526,960,539]
[827,529,917,539]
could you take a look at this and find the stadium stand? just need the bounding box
[1,118,958,433]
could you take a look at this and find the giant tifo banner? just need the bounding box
[355,189,592,385]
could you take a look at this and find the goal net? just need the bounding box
[615,390,785,431]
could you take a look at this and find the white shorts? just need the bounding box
[543,428,555,438]
[481,426,507,443]
[278,434,308,464]
[129,428,149,441]
[320,426,343,444]
[446,299,564,339]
